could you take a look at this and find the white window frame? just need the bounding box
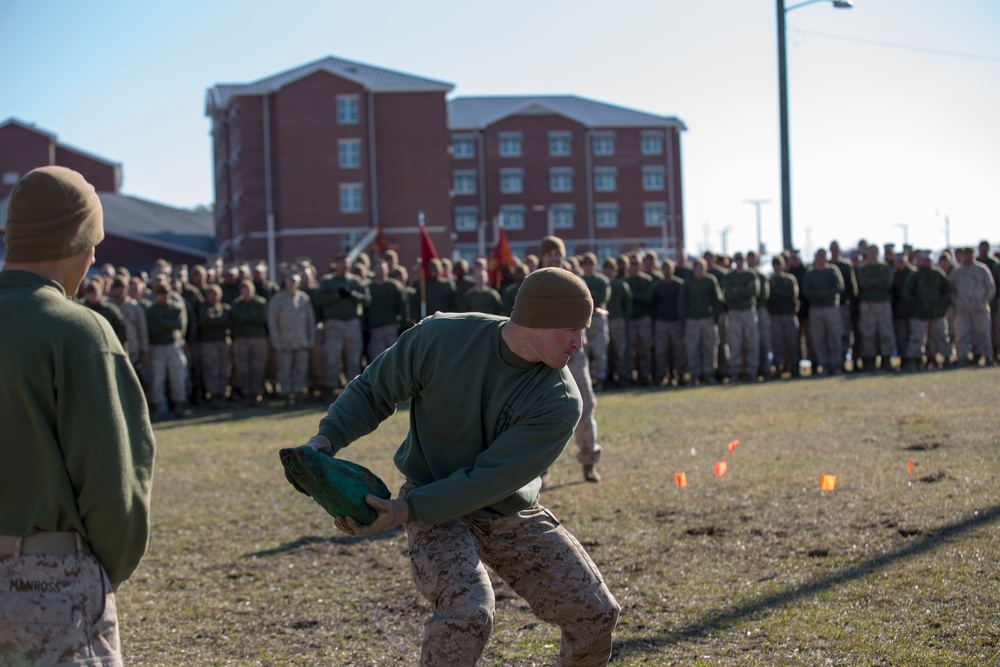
[596,203,619,229]
[592,133,615,156]
[337,95,360,124]
[643,202,668,228]
[338,139,361,169]
[454,206,479,233]
[642,166,666,191]
[549,167,573,193]
[641,131,664,155]
[500,168,524,194]
[498,132,522,157]
[339,183,363,213]
[499,206,526,230]
[550,204,575,230]
[453,170,477,195]
[548,131,572,157]
[452,135,476,159]
[594,167,617,193]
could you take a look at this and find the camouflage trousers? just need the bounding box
[567,348,601,466]
[322,318,363,388]
[625,315,654,381]
[756,308,772,372]
[606,318,628,382]
[769,314,800,370]
[149,342,188,406]
[0,536,121,667]
[653,320,686,382]
[585,311,609,382]
[274,348,311,395]
[810,306,843,372]
[953,307,992,360]
[233,336,269,399]
[726,308,759,379]
[199,340,231,397]
[905,317,949,361]
[858,301,896,359]
[684,317,718,380]
[366,324,400,366]
[402,487,620,667]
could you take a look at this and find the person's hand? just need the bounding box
[284,434,334,495]
[334,495,409,537]
[338,286,352,299]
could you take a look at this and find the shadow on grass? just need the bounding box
[243,527,405,558]
[611,504,1000,661]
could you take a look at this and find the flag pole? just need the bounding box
[418,212,428,319]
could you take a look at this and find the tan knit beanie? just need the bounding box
[539,235,566,258]
[4,166,104,262]
[511,267,593,329]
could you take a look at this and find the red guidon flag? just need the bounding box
[419,216,439,281]
[488,226,514,289]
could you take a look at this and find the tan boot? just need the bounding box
[583,465,601,483]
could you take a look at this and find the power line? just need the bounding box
[793,28,1000,63]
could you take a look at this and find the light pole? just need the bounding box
[895,223,909,247]
[777,0,853,252]
[719,226,734,256]
[743,198,772,255]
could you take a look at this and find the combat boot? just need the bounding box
[583,465,601,483]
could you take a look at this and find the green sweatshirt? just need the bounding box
[605,277,632,320]
[802,266,844,308]
[198,302,232,342]
[651,278,686,321]
[230,295,268,338]
[317,313,581,526]
[625,272,655,319]
[723,270,759,311]
[856,261,893,302]
[0,270,155,590]
[683,274,723,320]
[366,278,408,328]
[315,273,370,320]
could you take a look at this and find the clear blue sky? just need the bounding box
[3,0,998,256]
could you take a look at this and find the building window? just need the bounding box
[454,206,479,233]
[2,172,19,186]
[500,168,524,194]
[644,202,667,227]
[548,131,572,157]
[452,135,476,159]
[453,170,477,195]
[337,95,360,124]
[642,166,665,191]
[641,131,664,155]
[549,167,573,193]
[596,203,619,229]
[499,132,522,157]
[339,183,363,213]
[592,133,615,156]
[499,206,525,230]
[551,205,575,230]
[594,167,617,193]
[338,139,361,169]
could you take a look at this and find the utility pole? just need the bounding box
[743,198,772,255]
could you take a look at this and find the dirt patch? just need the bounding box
[905,441,943,451]
[920,471,947,483]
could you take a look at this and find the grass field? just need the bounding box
[119,367,999,666]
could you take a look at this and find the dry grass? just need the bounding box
[119,367,1000,666]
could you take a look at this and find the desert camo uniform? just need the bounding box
[0,270,154,666]
[316,313,619,666]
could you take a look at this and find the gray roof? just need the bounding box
[447,95,687,131]
[206,56,455,114]
[1,192,216,257]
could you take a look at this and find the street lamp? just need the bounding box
[743,198,772,256]
[719,226,734,256]
[777,0,853,251]
[895,223,909,247]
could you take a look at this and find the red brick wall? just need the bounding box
[0,123,55,198]
[55,146,120,193]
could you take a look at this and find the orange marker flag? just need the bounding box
[714,462,727,477]
[727,439,740,454]
[675,472,687,488]
[908,459,913,475]
[820,474,836,491]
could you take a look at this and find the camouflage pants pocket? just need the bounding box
[0,554,121,667]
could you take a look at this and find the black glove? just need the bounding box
[338,286,352,299]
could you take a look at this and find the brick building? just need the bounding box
[204,56,454,271]
[0,118,215,269]
[0,118,121,198]
[448,96,685,262]
[205,56,686,270]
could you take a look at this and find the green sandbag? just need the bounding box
[279,447,391,524]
